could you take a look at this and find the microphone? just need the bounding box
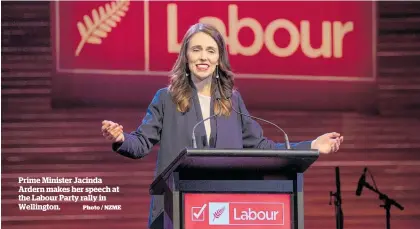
[212,77,291,150]
[356,167,368,196]
[191,113,218,148]
[191,91,223,148]
[225,94,291,150]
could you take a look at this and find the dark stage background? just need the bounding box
[2,1,420,229]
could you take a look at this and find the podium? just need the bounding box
[149,148,319,229]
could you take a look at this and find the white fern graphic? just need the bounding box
[75,0,130,56]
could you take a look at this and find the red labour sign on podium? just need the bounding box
[184,193,291,229]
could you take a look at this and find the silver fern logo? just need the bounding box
[209,202,229,225]
[75,0,130,56]
[213,206,225,221]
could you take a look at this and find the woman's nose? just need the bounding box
[199,51,207,60]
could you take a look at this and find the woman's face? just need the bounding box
[187,32,220,81]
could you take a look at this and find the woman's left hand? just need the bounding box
[311,132,344,154]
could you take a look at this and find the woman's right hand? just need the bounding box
[101,120,125,143]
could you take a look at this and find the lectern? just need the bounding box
[149,148,319,229]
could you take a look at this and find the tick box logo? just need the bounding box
[191,204,207,221]
[209,202,230,225]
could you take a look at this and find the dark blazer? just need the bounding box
[112,86,312,228]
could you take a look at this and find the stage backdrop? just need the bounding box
[51,0,376,111]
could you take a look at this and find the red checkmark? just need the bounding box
[191,204,207,221]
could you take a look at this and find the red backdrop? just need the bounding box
[51,1,376,111]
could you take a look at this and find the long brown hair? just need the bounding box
[168,23,234,116]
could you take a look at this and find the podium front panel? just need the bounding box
[182,193,292,229]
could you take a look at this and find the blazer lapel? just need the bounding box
[209,97,218,148]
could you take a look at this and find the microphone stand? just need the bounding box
[361,180,404,229]
[329,167,344,229]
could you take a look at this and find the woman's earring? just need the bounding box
[216,66,219,79]
[186,73,189,77]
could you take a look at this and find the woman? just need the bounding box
[102,23,343,228]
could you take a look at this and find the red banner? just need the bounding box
[184,193,291,229]
[51,1,376,110]
[54,0,375,80]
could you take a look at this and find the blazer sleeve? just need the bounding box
[236,91,312,150]
[111,89,165,158]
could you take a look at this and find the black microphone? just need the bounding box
[225,93,291,150]
[191,113,218,148]
[356,167,368,196]
[210,78,291,150]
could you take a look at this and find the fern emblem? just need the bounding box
[213,206,226,222]
[75,0,130,56]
